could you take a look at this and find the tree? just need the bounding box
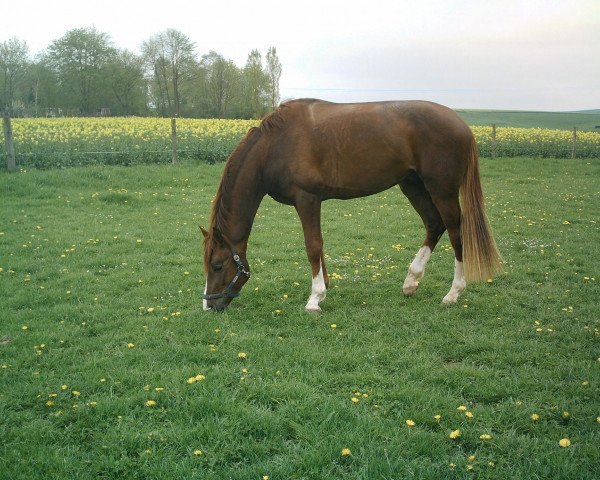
[142,29,196,117]
[106,50,148,115]
[0,37,29,115]
[242,49,269,118]
[201,51,240,118]
[265,47,282,111]
[46,28,116,115]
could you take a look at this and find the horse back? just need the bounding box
[263,99,473,200]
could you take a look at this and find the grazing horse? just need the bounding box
[202,99,501,312]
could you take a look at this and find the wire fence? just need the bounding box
[2,118,600,170]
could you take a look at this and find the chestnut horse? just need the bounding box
[202,99,501,312]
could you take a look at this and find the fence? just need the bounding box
[474,124,594,159]
[2,117,600,170]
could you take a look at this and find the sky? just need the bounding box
[3,0,599,111]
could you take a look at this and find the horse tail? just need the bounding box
[460,137,503,282]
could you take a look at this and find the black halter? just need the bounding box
[203,249,251,301]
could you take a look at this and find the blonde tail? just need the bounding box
[460,139,503,282]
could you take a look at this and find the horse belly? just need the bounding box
[318,155,408,199]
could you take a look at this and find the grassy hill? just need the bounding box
[456,109,600,131]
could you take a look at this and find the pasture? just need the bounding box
[1,157,599,479]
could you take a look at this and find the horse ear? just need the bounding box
[200,226,209,238]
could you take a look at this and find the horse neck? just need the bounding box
[216,152,265,251]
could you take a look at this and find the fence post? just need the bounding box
[571,127,577,159]
[3,112,17,172]
[491,124,497,159]
[171,117,178,165]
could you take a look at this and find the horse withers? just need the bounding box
[202,99,502,312]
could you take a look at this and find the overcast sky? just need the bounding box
[4,0,599,110]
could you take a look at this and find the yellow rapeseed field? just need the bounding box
[2,117,599,168]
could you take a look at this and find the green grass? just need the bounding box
[456,110,600,131]
[1,158,599,479]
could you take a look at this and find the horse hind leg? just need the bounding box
[427,189,466,304]
[399,172,446,296]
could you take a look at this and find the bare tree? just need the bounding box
[265,47,282,111]
[0,37,29,115]
[142,29,196,117]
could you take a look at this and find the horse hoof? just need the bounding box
[403,282,419,296]
[305,305,322,313]
[442,294,458,305]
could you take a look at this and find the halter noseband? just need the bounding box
[203,249,251,301]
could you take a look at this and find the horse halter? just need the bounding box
[203,249,251,301]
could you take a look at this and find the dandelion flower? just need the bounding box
[480,434,492,440]
[341,448,352,456]
[330,324,337,329]
[531,413,540,421]
[562,411,570,419]
[238,352,247,359]
[559,438,571,448]
[195,374,206,382]
[351,397,360,404]
[145,400,157,407]
[127,343,135,348]
[457,405,467,411]
[465,411,474,418]
[405,419,416,427]
[449,429,461,439]
[193,449,203,456]
[434,415,442,422]
[468,455,476,462]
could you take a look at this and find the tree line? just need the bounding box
[0,27,282,119]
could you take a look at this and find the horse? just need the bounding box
[201,99,502,312]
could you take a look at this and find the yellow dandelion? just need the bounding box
[457,405,467,411]
[351,397,360,404]
[562,411,570,419]
[195,374,206,382]
[559,438,571,448]
[341,448,352,456]
[193,449,203,456]
[434,414,442,422]
[145,400,157,407]
[127,343,135,348]
[531,413,540,421]
[465,411,474,418]
[449,429,461,439]
[480,434,492,440]
[468,455,476,462]
[330,324,337,329]
[238,352,247,359]
[405,419,416,427]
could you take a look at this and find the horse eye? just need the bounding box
[212,264,223,273]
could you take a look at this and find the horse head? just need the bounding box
[201,227,250,311]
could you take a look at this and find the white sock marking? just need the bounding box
[203,280,210,311]
[443,259,466,304]
[403,246,431,295]
[305,262,326,312]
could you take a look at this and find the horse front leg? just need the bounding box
[295,195,328,312]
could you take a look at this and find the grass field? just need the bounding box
[1,158,599,479]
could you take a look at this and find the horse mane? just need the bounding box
[204,103,295,272]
